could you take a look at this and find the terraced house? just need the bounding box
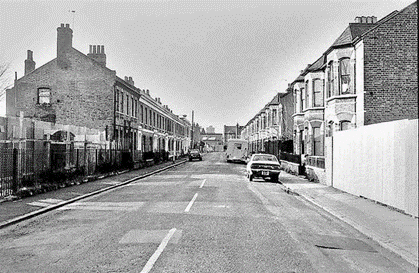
[289,1,417,183]
[241,91,294,154]
[5,23,191,158]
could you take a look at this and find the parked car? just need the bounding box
[246,153,281,182]
[188,149,202,161]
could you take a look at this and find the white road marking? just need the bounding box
[27,199,64,207]
[199,179,206,188]
[57,202,145,211]
[140,228,177,273]
[184,193,198,212]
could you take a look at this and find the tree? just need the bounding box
[0,62,12,101]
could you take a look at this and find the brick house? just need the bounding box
[288,1,417,183]
[353,1,418,126]
[6,23,191,156]
[223,124,243,143]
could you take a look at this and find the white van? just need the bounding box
[225,139,249,163]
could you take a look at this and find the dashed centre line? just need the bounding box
[199,179,206,188]
[184,193,198,212]
[140,228,177,273]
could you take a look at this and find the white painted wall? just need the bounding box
[332,119,418,217]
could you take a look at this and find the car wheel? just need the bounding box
[199,158,202,161]
[249,174,253,182]
[189,158,192,161]
[271,174,279,183]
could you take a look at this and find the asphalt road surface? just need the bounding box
[0,152,413,272]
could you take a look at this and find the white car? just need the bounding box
[246,153,281,182]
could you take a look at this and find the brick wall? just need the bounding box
[7,49,116,130]
[363,2,418,125]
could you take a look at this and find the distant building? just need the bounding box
[241,92,294,153]
[206,125,215,134]
[201,133,223,152]
[223,124,243,143]
[5,23,191,155]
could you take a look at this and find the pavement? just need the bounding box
[0,159,417,268]
[278,171,419,268]
[0,159,187,229]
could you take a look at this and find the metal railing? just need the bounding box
[0,144,175,198]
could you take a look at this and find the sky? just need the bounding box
[0,0,413,132]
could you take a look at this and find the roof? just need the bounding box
[307,55,326,72]
[354,5,414,44]
[331,23,376,47]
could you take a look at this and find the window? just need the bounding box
[131,97,134,116]
[126,94,129,114]
[305,81,309,108]
[38,88,51,104]
[300,129,304,154]
[115,90,119,112]
[140,105,144,123]
[301,88,305,110]
[339,58,351,94]
[313,127,323,156]
[272,109,277,125]
[313,79,324,107]
[327,62,334,97]
[340,120,351,131]
[120,91,124,113]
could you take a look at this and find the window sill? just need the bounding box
[326,94,357,102]
[302,107,325,112]
[36,103,52,107]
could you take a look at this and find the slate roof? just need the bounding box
[307,55,326,72]
[331,24,376,47]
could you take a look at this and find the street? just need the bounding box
[0,152,413,273]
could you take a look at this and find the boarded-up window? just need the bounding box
[38,87,50,104]
[313,79,324,107]
[339,58,351,94]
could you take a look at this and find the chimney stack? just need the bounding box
[146,89,150,95]
[57,23,73,68]
[24,50,36,75]
[87,44,107,66]
[355,16,377,23]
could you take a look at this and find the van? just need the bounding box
[225,139,248,163]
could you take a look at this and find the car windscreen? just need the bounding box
[252,155,278,162]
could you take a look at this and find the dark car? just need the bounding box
[188,149,202,161]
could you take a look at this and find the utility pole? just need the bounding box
[191,110,194,149]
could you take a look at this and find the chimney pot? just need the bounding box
[361,16,366,23]
[101,45,105,54]
[125,76,128,81]
[27,50,33,60]
[93,45,96,54]
[65,23,70,28]
[372,16,377,23]
[89,45,93,53]
[61,23,64,27]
